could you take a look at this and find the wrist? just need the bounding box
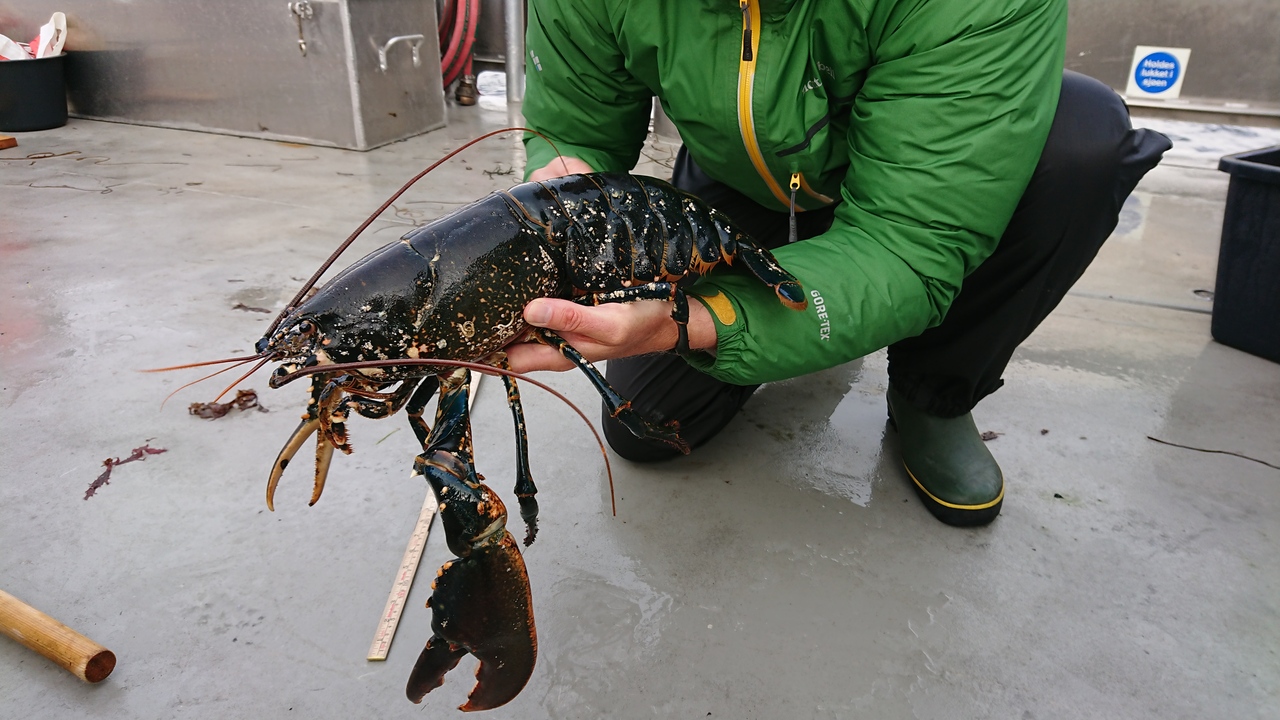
[682,298,717,355]
[529,157,595,182]
[638,300,714,356]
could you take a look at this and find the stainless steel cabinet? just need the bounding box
[6,0,446,150]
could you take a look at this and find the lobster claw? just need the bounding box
[266,373,353,511]
[406,370,537,710]
[406,530,537,711]
[265,417,335,511]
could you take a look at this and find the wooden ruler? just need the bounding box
[365,373,481,661]
[367,490,436,661]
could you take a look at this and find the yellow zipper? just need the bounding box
[736,0,794,209]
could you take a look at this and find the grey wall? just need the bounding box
[1066,0,1280,107]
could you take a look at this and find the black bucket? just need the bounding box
[1214,146,1280,363]
[0,53,68,132]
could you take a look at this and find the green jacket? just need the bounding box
[523,0,1067,385]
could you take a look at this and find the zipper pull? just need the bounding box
[741,1,753,61]
[788,173,800,243]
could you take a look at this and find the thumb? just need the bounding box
[524,298,581,331]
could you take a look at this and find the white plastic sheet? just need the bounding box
[0,12,67,61]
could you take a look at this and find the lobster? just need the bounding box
[158,148,807,711]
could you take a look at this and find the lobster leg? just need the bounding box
[345,377,425,420]
[497,360,539,546]
[579,281,695,354]
[315,377,353,453]
[405,374,442,447]
[407,369,536,711]
[706,209,807,310]
[531,327,690,454]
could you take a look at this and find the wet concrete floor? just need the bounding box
[2,103,1278,719]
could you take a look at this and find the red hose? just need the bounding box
[439,0,468,82]
[444,0,480,87]
[438,0,454,45]
[446,3,479,86]
[440,0,480,88]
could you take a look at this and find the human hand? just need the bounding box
[528,156,595,182]
[504,297,717,373]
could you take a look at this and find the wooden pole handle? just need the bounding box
[0,588,116,683]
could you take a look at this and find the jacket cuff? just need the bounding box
[683,290,749,380]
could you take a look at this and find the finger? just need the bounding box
[528,298,659,349]
[504,341,576,374]
[524,299,615,339]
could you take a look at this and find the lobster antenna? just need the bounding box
[265,126,567,338]
[142,353,268,373]
[155,353,268,409]
[277,357,616,516]
[208,356,274,405]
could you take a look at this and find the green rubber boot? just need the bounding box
[887,385,1004,526]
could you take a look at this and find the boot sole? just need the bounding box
[902,462,1003,527]
[888,412,1003,527]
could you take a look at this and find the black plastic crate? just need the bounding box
[1214,146,1280,363]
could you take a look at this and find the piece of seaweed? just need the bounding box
[84,444,168,500]
[189,389,268,419]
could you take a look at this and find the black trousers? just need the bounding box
[603,71,1172,462]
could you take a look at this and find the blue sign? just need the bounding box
[1134,51,1181,94]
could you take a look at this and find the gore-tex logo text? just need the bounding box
[811,289,830,341]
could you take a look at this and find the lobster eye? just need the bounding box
[297,320,314,334]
